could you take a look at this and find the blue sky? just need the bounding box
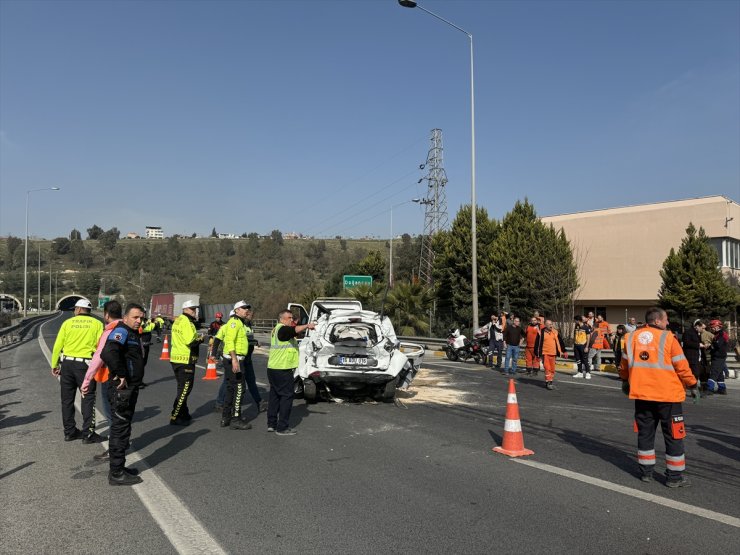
[1,0,738,240]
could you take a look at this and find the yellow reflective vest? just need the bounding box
[222,316,248,357]
[170,313,200,364]
[51,314,104,368]
[267,323,299,370]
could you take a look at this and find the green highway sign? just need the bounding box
[343,275,372,289]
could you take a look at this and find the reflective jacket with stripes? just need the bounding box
[619,325,697,402]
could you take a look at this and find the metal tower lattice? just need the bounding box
[418,128,449,285]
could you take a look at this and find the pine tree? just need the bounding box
[482,199,578,320]
[658,223,737,321]
[432,204,496,328]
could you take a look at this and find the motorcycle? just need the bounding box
[444,329,485,363]
[470,336,489,365]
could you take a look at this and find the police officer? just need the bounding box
[154,313,165,342]
[219,301,253,429]
[101,302,146,485]
[139,310,157,367]
[169,300,204,425]
[213,310,233,411]
[266,310,315,436]
[619,307,698,487]
[51,298,104,443]
[243,305,266,413]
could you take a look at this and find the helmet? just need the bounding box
[709,319,722,329]
[215,312,223,319]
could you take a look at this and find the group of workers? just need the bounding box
[50,297,313,486]
[484,305,732,488]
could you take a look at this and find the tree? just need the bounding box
[270,230,284,246]
[4,236,22,269]
[76,271,101,297]
[348,282,386,312]
[658,223,738,322]
[211,227,218,238]
[99,227,120,251]
[355,250,386,282]
[87,225,104,240]
[69,228,81,241]
[433,205,497,327]
[386,282,434,336]
[52,237,71,255]
[220,238,235,257]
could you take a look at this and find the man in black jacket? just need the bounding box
[502,317,524,376]
[681,319,703,382]
[101,302,146,486]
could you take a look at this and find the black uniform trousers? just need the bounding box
[573,345,588,372]
[60,359,96,437]
[267,369,294,432]
[222,361,245,420]
[170,363,195,420]
[107,381,139,472]
[488,339,503,368]
[635,399,685,480]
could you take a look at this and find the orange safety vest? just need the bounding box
[592,324,610,349]
[540,329,563,356]
[619,326,696,402]
[525,324,541,349]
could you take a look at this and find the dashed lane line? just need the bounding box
[39,318,228,555]
[512,459,740,529]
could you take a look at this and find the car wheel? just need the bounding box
[293,377,304,399]
[381,379,396,403]
[303,379,319,404]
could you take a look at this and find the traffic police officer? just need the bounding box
[619,307,698,487]
[266,309,315,435]
[169,299,204,425]
[51,298,104,443]
[219,301,252,429]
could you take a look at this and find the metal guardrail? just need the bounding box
[396,335,740,368]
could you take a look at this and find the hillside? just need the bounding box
[0,234,422,319]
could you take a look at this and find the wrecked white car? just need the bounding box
[288,299,425,403]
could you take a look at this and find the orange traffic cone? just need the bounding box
[493,379,534,457]
[203,357,218,380]
[159,335,170,361]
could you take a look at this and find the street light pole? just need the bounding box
[37,245,41,315]
[24,187,60,317]
[389,199,420,288]
[397,0,479,327]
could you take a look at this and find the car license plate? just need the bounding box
[339,356,368,365]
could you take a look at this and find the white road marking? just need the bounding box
[511,459,740,529]
[39,318,228,555]
[562,380,621,390]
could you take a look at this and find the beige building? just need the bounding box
[541,196,739,324]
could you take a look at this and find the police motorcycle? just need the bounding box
[444,329,483,363]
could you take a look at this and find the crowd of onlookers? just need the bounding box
[479,309,734,394]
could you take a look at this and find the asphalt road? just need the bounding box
[1,313,739,554]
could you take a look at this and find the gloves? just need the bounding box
[621,380,630,396]
[690,386,700,404]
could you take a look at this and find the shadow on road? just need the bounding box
[557,428,636,476]
[0,461,35,480]
[143,429,210,469]
[0,410,52,429]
